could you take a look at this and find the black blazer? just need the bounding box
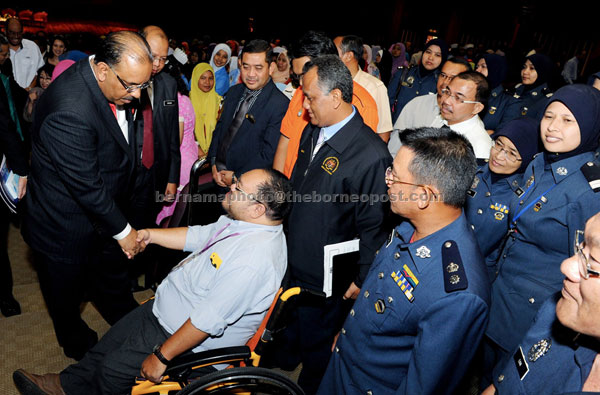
[22,58,135,262]
[134,72,180,192]
[207,79,288,175]
[0,79,28,176]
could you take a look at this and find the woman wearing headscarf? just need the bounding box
[505,53,555,121]
[271,47,290,85]
[476,54,521,134]
[209,43,232,96]
[387,38,448,123]
[389,42,408,77]
[377,49,393,86]
[483,84,600,379]
[362,44,379,79]
[190,63,222,157]
[465,117,539,272]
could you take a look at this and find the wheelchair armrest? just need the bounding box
[165,346,251,376]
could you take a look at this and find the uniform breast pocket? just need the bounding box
[364,281,414,333]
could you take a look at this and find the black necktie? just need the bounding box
[215,92,252,171]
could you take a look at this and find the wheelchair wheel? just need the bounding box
[176,366,304,395]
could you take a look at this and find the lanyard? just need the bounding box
[172,223,245,270]
[510,182,558,229]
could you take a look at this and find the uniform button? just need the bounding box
[350,309,355,317]
[367,391,373,395]
[415,91,419,95]
[335,346,339,353]
[364,291,370,298]
[529,298,535,304]
[498,374,505,383]
[387,296,394,304]
[341,328,346,335]
[378,272,384,279]
[477,209,483,215]
[375,249,379,255]
[503,254,507,258]
[444,241,452,248]
[394,252,400,259]
[471,225,475,230]
[485,192,491,197]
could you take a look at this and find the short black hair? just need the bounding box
[290,31,337,60]
[241,39,273,65]
[455,70,490,105]
[255,168,292,221]
[164,55,189,96]
[400,127,477,208]
[446,56,472,71]
[340,35,364,62]
[94,30,152,67]
[303,55,353,103]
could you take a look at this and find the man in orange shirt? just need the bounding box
[273,31,378,178]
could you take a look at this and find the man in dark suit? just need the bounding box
[21,31,152,360]
[265,55,392,393]
[208,39,288,187]
[0,64,28,317]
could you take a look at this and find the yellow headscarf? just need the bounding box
[190,63,222,153]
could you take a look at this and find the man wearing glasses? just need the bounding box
[15,168,290,395]
[482,213,600,394]
[318,127,490,395]
[440,70,493,160]
[21,31,152,360]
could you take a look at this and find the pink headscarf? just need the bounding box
[389,42,408,76]
[51,60,75,82]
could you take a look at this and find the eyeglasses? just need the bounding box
[440,88,481,104]
[575,230,600,279]
[232,175,266,207]
[385,167,428,188]
[108,65,150,93]
[439,72,454,81]
[491,140,522,163]
[153,55,169,65]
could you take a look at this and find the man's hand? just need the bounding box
[136,229,152,248]
[118,228,145,259]
[219,170,234,187]
[140,353,166,384]
[28,90,39,102]
[343,282,360,300]
[212,165,226,187]
[17,177,27,200]
[164,183,177,202]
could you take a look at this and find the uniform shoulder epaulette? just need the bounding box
[533,152,542,159]
[441,240,468,293]
[581,161,600,192]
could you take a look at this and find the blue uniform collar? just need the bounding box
[395,212,468,273]
[548,152,595,184]
[477,165,523,193]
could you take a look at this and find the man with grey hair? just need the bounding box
[21,30,153,360]
[266,54,391,393]
[318,127,490,394]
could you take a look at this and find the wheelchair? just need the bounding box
[131,286,320,395]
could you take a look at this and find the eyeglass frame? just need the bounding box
[491,140,522,163]
[153,55,169,65]
[575,230,600,279]
[232,174,266,208]
[385,167,429,189]
[440,87,481,104]
[108,64,150,93]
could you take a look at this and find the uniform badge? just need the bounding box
[532,91,538,96]
[401,264,419,288]
[446,262,459,273]
[471,176,480,190]
[385,229,394,248]
[391,271,415,302]
[489,106,497,115]
[512,180,519,188]
[514,346,530,380]
[490,202,509,220]
[374,299,386,313]
[556,167,568,176]
[449,275,460,284]
[321,156,339,175]
[492,92,498,97]
[494,212,505,220]
[210,252,223,269]
[526,175,535,188]
[533,202,542,212]
[528,338,552,362]
[415,245,431,259]
[521,107,528,116]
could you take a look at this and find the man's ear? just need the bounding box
[341,51,353,64]
[96,61,109,83]
[472,102,485,116]
[250,201,266,219]
[331,88,343,109]
[268,61,276,76]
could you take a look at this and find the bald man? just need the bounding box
[5,18,44,91]
[21,31,153,360]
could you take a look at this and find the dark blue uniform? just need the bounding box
[317,214,490,395]
[492,294,598,394]
[465,165,524,278]
[487,153,600,358]
[504,83,553,122]
[388,66,439,123]
[482,85,522,132]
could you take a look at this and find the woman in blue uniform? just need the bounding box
[388,38,448,123]
[476,54,521,134]
[465,117,539,278]
[505,54,554,121]
[484,84,600,375]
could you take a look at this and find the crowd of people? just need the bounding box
[3,16,600,395]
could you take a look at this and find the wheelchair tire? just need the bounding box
[175,366,304,395]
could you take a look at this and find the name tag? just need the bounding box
[513,346,529,380]
[163,100,176,106]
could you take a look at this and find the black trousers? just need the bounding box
[0,204,15,300]
[33,239,139,359]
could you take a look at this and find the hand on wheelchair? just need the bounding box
[140,353,167,384]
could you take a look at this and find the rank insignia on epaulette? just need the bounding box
[391,271,415,302]
[442,241,468,292]
[581,162,600,192]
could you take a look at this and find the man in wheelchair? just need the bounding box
[14,168,291,395]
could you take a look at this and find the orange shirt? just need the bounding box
[281,82,379,178]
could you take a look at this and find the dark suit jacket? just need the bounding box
[207,79,288,175]
[22,58,135,263]
[134,72,180,193]
[0,78,28,176]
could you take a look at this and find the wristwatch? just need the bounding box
[152,344,170,365]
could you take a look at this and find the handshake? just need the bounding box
[117,228,154,259]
